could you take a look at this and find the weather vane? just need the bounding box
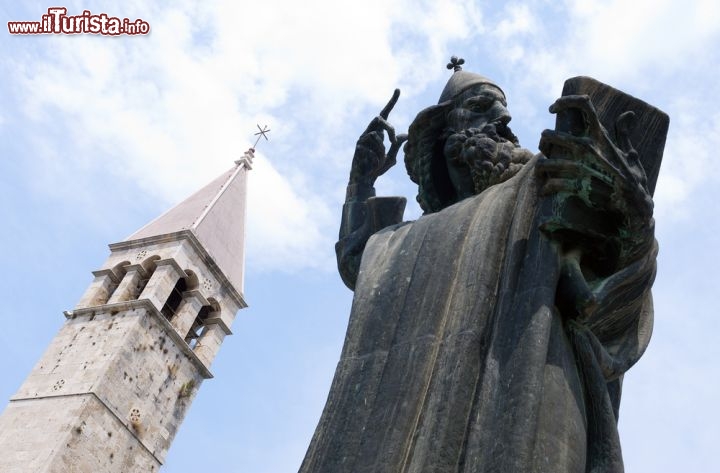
[252,124,271,151]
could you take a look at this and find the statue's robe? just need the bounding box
[301,157,656,473]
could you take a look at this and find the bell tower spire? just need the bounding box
[0,152,252,472]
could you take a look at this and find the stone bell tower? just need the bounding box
[0,151,253,472]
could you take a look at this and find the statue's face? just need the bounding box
[446,84,511,133]
[444,84,515,199]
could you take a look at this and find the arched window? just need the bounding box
[185,299,219,349]
[77,260,129,308]
[160,269,199,321]
[104,260,130,302]
[183,270,199,292]
[111,261,131,280]
[161,278,187,320]
[137,255,161,296]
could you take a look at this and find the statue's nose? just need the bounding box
[495,107,511,125]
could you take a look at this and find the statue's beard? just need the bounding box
[444,122,530,195]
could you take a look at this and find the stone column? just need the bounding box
[193,319,230,367]
[138,259,185,311]
[170,290,209,339]
[75,269,120,309]
[107,264,149,304]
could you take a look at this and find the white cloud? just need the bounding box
[246,153,335,272]
[495,4,535,40]
[6,0,491,273]
[598,3,705,70]
[653,105,720,221]
[10,0,717,271]
[561,0,720,82]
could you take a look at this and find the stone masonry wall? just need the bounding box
[0,395,161,473]
[4,305,205,470]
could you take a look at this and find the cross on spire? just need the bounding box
[252,124,271,151]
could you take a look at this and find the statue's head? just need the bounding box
[404,58,529,213]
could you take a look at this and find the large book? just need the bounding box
[555,76,670,196]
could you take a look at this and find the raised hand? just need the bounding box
[349,89,409,187]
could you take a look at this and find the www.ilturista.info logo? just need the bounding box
[8,7,150,35]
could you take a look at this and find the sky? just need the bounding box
[0,0,718,471]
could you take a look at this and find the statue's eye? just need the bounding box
[465,96,493,113]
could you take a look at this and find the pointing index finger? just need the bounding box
[380,89,401,119]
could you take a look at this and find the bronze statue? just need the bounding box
[301,58,668,473]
